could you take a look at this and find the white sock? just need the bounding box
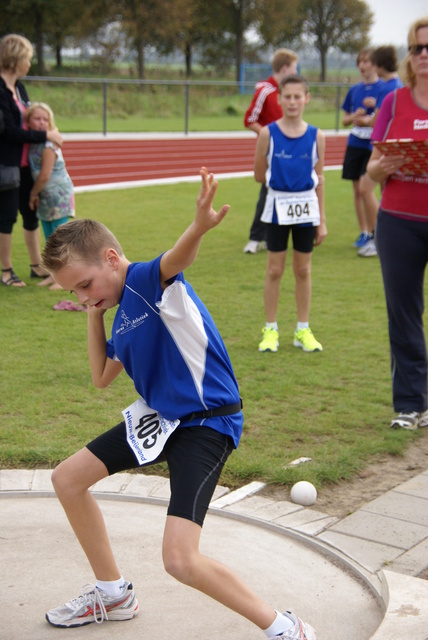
[95,577,126,597]
[266,322,278,331]
[297,322,309,331]
[263,611,293,636]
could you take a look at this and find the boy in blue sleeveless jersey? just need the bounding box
[341,48,384,254]
[40,168,316,640]
[254,76,327,354]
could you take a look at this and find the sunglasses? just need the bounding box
[408,43,428,55]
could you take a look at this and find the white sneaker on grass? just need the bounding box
[391,409,428,430]
[46,581,138,627]
[358,238,377,257]
[243,240,262,254]
[417,409,428,428]
[390,411,419,430]
[268,611,317,639]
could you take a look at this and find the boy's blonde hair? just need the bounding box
[272,48,299,73]
[0,34,33,72]
[25,102,55,130]
[42,219,123,273]
[401,16,428,87]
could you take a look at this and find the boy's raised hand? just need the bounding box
[159,168,231,286]
[195,167,230,234]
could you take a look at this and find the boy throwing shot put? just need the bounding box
[255,77,327,354]
[41,168,316,639]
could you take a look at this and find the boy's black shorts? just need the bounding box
[342,145,371,180]
[266,223,316,253]
[86,423,234,527]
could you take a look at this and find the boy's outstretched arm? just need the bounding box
[159,167,230,286]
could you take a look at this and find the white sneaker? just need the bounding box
[390,411,419,430]
[358,238,377,257]
[268,611,317,639]
[418,409,428,428]
[46,582,138,627]
[243,240,261,254]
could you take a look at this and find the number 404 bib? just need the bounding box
[122,397,180,465]
[274,189,320,226]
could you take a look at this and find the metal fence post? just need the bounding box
[184,81,190,135]
[103,81,107,136]
[335,85,342,133]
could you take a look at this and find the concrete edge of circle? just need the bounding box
[1,470,428,640]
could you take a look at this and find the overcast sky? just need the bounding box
[366,0,428,46]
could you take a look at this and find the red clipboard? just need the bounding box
[373,138,428,176]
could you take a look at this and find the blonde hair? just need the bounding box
[401,16,428,87]
[272,48,299,73]
[42,219,124,273]
[0,34,33,72]
[25,102,55,130]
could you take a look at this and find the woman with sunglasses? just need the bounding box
[368,16,428,431]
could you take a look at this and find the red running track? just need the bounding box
[62,135,348,189]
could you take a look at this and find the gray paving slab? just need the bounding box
[317,530,405,574]
[362,491,428,526]
[388,537,428,577]
[274,507,338,533]
[32,469,55,492]
[392,470,428,499]
[327,509,428,549]
[0,468,34,491]
[223,496,301,519]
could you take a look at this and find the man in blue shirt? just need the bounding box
[342,48,384,254]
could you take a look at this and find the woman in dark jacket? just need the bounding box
[0,33,62,286]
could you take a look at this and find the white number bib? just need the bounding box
[122,398,180,465]
[275,190,320,226]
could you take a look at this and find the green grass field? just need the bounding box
[0,171,422,488]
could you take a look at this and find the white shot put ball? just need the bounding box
[290,481,317,506]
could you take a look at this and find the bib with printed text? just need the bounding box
[122,397,180,465]
[274,190,320,226]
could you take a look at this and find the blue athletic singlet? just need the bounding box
[106,258,243,447]
[261,123,319,225]
[342,80,384,149]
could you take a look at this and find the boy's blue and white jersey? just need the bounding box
[262,123,320,226]
[106,258,243,447]
[341,80,384,149]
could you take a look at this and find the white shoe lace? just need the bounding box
[68,584,108,624]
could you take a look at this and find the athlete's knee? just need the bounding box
[51,456,90,499]
[293,261,311,280]
[51,461,73,497]
[162,543,198,586]
[266,262,285,281]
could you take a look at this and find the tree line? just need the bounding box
[2,0,373,81]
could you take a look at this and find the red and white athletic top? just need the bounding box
[372,87,428,220]
[244,76,282,128]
